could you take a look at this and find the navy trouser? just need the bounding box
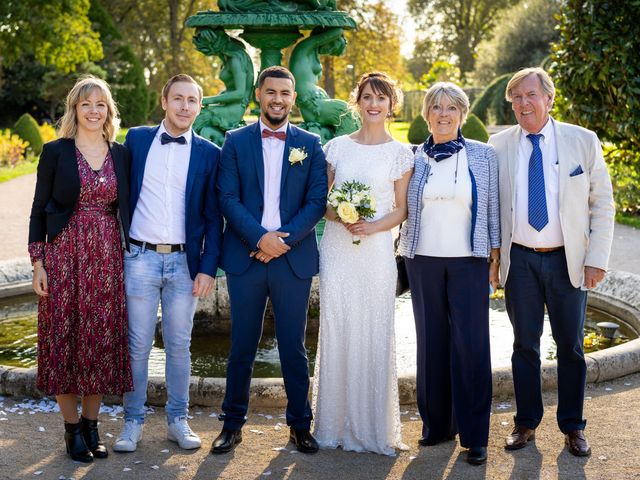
[406,255,492,448]
[505,244,587,433]
[222,256,313,431]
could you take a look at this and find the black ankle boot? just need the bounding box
[81,416,108,458]
[64,421,93,462]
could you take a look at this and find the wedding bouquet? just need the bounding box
[328,180,376,244]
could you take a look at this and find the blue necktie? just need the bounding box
[527,133,548,231]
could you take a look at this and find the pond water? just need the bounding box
[0,293,633,378]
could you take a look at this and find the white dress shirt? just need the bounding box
[415,148,473,257]
[259,119,287,231]
[513,118,564,248]
[129,122,191,244]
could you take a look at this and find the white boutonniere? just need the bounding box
[288,147,308,166]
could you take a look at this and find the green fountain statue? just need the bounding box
[290,27,360,144]
[193,28,255,146]
[186,0,357,145]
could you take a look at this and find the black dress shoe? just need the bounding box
[418,434,455,446]
[289,428,319,454]
[64,421,94,463]
[210,428,242,454]
[467,447,487,465]
[81,416,108,458]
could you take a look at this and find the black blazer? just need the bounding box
[28,138,131,248]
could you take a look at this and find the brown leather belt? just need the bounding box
[513,243,564,253]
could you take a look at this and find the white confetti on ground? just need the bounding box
[58,476,66,480]
[262,472,272,476]
[400,410,409,415]
[409,417,419,421]
[605,387,613,391]
[598,455,608,461]
[134,460,143,464]
[501,421,509,426]
[409,456,417,460]
[195,411,203,415]
[0,418,7,421]
[272,447,287,451]
[179,466,187,471]
[209,413,218,418]
[279,414,286,419]
[265,415,273,420]
[33,472,43,476]
[585,396,592,400]
[290,450,298,454]
[37,426,45,432]
[250,429,264,435]
[161,449,169,453]
[123,468,132,472]
[624,382,632,386]
[151,465,159,470]
[105,433,114,438]
[496,403,512,410]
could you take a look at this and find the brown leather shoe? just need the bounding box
[565,430,591,457]
[505,425,536,450]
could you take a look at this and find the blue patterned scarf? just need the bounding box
[423,129,466,162]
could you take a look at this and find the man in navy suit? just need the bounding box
[211,66,328,454]
[113,74,223,452]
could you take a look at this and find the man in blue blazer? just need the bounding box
[212,67,328,454]
[113,74,223,453]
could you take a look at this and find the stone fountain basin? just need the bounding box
[1,259,639,406]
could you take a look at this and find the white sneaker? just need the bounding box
[113,419,143,452]
[167,416,201,450]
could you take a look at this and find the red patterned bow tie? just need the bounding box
[261,129,287,141]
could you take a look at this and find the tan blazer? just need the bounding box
[488,118,615,288]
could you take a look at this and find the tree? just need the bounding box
[408,0,516,82]
[103,0,223,99]
[551,0,640,152]
[0,0,103,73]
[471,0,560,85]
[89,0,152,126]
[320,1,406,101]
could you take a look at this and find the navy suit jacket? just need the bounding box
[217,122,328,279]
[125,126,223,280]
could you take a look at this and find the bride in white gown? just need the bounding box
[312,72,414,455]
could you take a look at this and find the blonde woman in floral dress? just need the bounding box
[28,76,132,462]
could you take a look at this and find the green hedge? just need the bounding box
[461,113,489,142]
[14,113,43,155]
[407,115,429,145]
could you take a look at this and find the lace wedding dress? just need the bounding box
[312,135,414,455]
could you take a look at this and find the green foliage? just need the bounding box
[551,0,640,152]
[14,114,44,155]
[0,0,103,73]
[408,0,517,81]
[470,74,515,125]
[472,0,560,85]
[606,146,640,216]
[461,113,489,143]
[407,115,429,145]
[419,61,461,88]
[89,0,151,126]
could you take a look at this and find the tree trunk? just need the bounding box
[322,57,335,98]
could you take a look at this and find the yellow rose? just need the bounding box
[337,201,359,224]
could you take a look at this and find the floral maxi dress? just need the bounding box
[28,149,133,395]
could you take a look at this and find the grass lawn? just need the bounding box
[616,212,640,229]
[389,121,410,143]
[0,161,38,183]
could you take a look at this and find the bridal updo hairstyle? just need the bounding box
[350,71,403,119]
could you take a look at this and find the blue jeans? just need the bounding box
[123,243,197,424]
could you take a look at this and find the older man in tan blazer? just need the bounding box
[489,67,614,457]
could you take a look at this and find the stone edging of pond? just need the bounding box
[1,259,639,406]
